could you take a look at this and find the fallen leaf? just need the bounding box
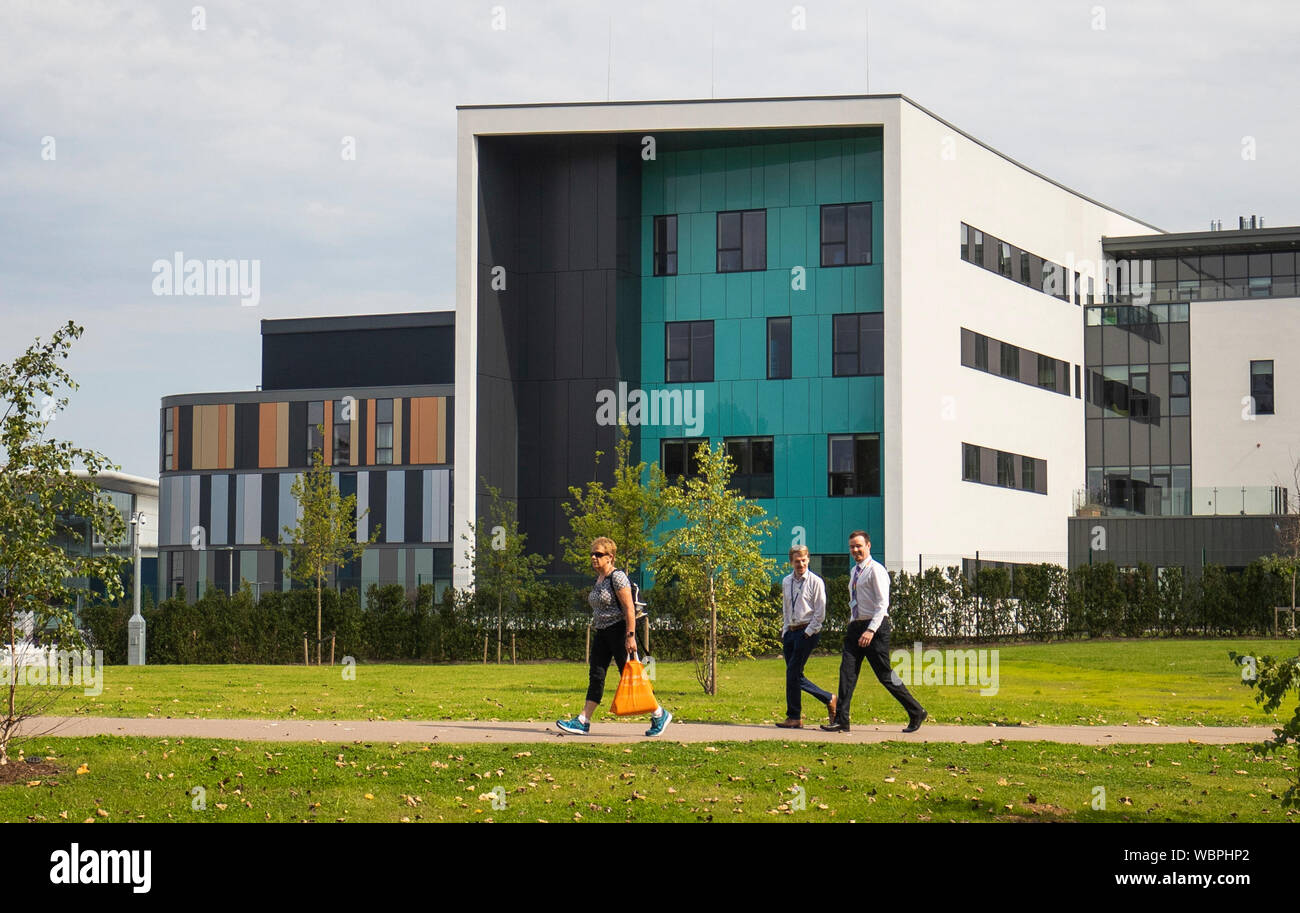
[75,764,89,776]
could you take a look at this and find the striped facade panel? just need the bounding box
[240,551,258,589]
[178,406,193,470]
[323,400,333,466]
[409,397,449,464]
[186,475,200,548]
[356,470,369,542]
[258,403,278,467]
[276,402,289,466]
[170,407,180,471]
[366,400,376,465]
[221,404,234,469]
[240,473,261,544]
[261,473,278,543]
[386,470,404,543]
[414,548,433,588]
[350,409,359,467]
[393,401,404,465]
[278,473,301,543]
[424,468,451,543]
[211,474,229,546]
[162,476,182,546]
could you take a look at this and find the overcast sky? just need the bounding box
[2,0,1297,479]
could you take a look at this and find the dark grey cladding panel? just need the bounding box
[553,271,585,378]
[515,380,541,494]
[521,272,556,382]
[582,271,609,378]
[568,148,600,271]
[261,326,453,389]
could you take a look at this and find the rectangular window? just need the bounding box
[828,434,881,497]
[962,443,980,482]
[1075,364,1082,399]
[1170,367,1190,416]
[718,209,766,272]
[307,401,324,457]
[1129,371,1150,420]
[662,438,707,482]
[999,343,1019,379]
[725,436,775,499]
[653,214,677,277]
[997,451,1016,488]
[998,242,1013,278]
[169,551,185,598]
[974,333,988,371]
[832,313,883,377]
[1019,251,1032,285]
[767,317,791,379]
[1022,456,1036,492]
[333,399,351,464]
[1251,360,1275,415]
[1037,354,1056,390]
[665,320,714,383]
[960,223,970,261]
[972,230,985,266]
[376,398,394,464]
[821,203,872,267]
[162,408,174,472]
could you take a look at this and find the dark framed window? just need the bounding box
[162,408,174,472]
[1037,354,1056,390]
[960,223,970,261]
[1129,371,1150,420]
[821,203,872,267]
[654,215,678,277]
[1170,367,1190,416]
[1251,360,1274,415]
[725,436,774,499]
[832,313,883,377]
[998,242,1013,278]
[828,434,881,497]
[169,551,185,598]
[333,399,352,464]
[717,209,766,273]
[307,401,324,457]
[973,334,988,371]
[662,438,708,482]
[996,451,1016,488]
[767,317,791,379]
[665,321,714,383]
[1019,250,1032,284]
[376,398,394,464]
[1075,364,1082,399]
[971,229,985,266]
[962,443,980,482]
[1022,456,1037,492]
[999,343,1019,379]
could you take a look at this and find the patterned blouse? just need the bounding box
[589,569,631,630]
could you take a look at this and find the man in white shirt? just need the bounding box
[777,546,833,728]
[821,530,927,733]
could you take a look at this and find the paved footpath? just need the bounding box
[19,716,1276,746]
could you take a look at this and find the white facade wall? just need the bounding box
[1190,297,1300,495]
[890,103,1156,567]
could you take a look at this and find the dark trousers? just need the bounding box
[782,628,833,719]
[586,624,641,705]
[834,617,924,724]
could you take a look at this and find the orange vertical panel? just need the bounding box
[323,400,333,466]
[202,405,219,470]
[366,399,376,465]
[258,403,277,468]
[392,400,402,466]
[192,406,203,470]
[276,401,289,467]
[410,397,421,464]
[224,404,235,468]
[217,404,228,469]
[431,397,445,464]
[418,398,436,465]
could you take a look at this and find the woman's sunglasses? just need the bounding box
[590,552,607,558]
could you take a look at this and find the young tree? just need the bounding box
[1230,650,1300,807]
[1261,458,1300,635]
[652,442,777,695]
[559,425,669,580]
[464,481,549,663]
[268,431,378,665]
[1,322,127,764]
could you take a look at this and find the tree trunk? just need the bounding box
[316,572,323,666]
[497,591,503,664]
[2,607,14,764]
[708,575,717,696]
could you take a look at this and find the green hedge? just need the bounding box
[81,560,1294,664]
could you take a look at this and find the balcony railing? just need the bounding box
[1074,485,1288,518]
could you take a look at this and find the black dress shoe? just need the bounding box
[820,721,850,732]
[902,710,928,733]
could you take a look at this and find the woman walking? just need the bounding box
[556,537,673,737]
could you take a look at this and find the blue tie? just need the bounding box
[850,564,861,620]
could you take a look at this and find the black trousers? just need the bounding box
[834,617,924,724]
[586,624,642,705]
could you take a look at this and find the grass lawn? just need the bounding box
[1,735,1295,823]
[46,638,1299,727]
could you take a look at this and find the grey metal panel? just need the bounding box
[186,476,200,549]
[1148,324,1170,365]
[278,473,298,544]
[554,272,584,380]
[1084,326,1101,366]
[242,473,261,545]
[1128,331,1148,367]
[234,475,245,545]
[979,446,996,486]
[356,470,369,542]
[1170,417,1192,464]
[1151,415,1171,463]
[211,474,228,546]
[1086,418,1104,465]
[167,476,183,547]
[1100,326,1129,366]
[379,547,398,584]
[386,470,404,544]
[960,328,975,367]
[1131,421,1150,464]
[582,270,608,379]
[428,469,450,543]
[1169,323,1190,362]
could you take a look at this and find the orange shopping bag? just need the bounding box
[611,653,657,716]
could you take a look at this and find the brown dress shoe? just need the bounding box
[776,718,803,729]
[827,695,838,725]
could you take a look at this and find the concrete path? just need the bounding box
[18,716,1277,746]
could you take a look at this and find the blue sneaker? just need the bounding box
[645,709,673,737]
[556,716,589,735]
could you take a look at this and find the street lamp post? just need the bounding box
[127,511,147,665]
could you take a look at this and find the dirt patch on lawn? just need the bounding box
[0,759,62,786]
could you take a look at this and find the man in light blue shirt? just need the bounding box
[777,545,833,728]
[821,530,926,733]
